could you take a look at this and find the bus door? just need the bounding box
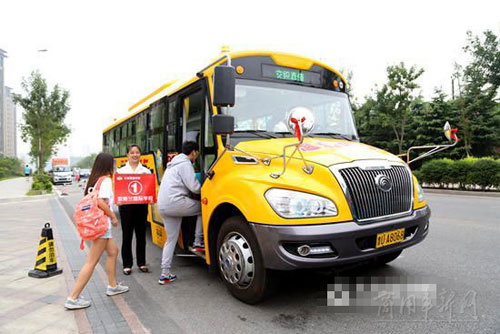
[178,87,206,252]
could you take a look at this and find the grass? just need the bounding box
[26,189,52,196]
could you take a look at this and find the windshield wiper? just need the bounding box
[310,132,353,141]
[233,130,277,139]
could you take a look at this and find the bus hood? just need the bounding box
[234,138,402,166]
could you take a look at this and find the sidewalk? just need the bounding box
[0,196,79,333]
[0,180,147,333]
[0,177,32,200]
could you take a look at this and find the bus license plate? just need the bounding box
[376,228,405,248]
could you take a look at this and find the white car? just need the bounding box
[51,166,73,185]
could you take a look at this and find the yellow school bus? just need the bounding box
[103,49,430,304]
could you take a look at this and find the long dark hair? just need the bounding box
[84,153,115,195]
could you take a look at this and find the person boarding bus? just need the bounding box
[157,141,204,284]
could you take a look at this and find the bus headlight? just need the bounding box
[417,181,425,203]
[265,188,338,218]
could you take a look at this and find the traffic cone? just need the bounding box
[28,223,63,278]
[61,185,68,196]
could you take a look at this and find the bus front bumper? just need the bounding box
[250,206,430,270]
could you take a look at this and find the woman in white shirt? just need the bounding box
[117,144,152,275]
[65,153,128,310]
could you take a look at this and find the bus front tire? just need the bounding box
[216,216,269,304]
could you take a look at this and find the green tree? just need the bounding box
[13,71,71,171]
[413,89,463,159]
[456,30,500,157]
[0,156,24,179]
[356,63,424,155]
[382,63,425,154]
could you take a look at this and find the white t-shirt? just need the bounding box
[98,177,113,226]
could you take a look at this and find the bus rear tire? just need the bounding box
[216,216,269,304]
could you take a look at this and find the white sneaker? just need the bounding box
[106,283,129,296]
[65,296,91,310]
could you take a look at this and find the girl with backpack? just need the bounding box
[65,153,128,310]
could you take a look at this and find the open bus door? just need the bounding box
[164,87,206,258]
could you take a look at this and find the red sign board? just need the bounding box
[114,174,157,205]
[52,158,69,166]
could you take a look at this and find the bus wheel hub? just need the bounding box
[219,232,255,287]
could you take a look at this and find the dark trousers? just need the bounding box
[119,204,149,268]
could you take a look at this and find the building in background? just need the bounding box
[0,49,5,155]
[3,87,16,157]
[0,48,17,158]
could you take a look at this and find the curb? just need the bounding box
[0,194,55,203]
[423,188,500,198]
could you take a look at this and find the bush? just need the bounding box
[449,159,471,190]
[418,157,500,191]
[43,181,53,192]
[32,172,52,193]
[467,159,500,190]
[419,159,451,187]
[32,181,44,190]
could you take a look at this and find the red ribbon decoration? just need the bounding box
[450,128,459,142]
[290,117,306,141]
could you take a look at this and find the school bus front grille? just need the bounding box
[338,166,412,222]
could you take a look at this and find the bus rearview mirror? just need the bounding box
[443,121,452,142]
[213,65,236,107]
[212,114,235,135]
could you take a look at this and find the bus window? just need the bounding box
[182,90,203,171]
[204,97,216,173]
[131,120,136,136]
[166,100,178,153]
[136,114,146,150]
[146,112,152,131]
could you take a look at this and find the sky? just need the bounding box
[1,0,499,162]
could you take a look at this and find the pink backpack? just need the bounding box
[73,176,109,249]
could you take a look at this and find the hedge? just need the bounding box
[417,158,500,191]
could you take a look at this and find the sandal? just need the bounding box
[123,268,132,275]
[139,266,149,273]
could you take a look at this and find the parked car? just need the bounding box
[79,169,91,179]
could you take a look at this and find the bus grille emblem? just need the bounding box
[375,175,392,192]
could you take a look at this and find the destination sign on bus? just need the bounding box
[261,64,321,85]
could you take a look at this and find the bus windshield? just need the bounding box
[228,79,358,139]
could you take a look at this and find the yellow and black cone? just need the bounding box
[28,223,63,278]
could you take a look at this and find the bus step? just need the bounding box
[188,246,206,260]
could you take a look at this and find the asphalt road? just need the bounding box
[58,182,500,334]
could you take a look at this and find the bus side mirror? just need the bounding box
[212,114,234,135]
[443,121,452,142]
[213,65,235,107]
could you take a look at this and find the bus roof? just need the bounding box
[103,50,347,133]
